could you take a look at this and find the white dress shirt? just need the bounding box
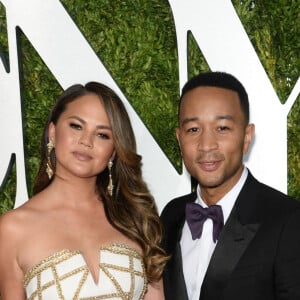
[180,167,248,300]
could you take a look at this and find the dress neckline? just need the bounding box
[24,243,143,286]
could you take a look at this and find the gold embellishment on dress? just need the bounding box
[37,273,42,300]
[52,264,64,299]
[24,244,147,300]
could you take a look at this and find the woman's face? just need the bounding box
[48,93,115,180]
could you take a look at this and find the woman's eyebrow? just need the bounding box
[67,115,112,130]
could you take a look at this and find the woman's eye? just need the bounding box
[70,123,82,130]
[97,132,109,139]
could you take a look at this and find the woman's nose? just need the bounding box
[78,132,93,148]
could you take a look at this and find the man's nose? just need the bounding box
[197,129,218,152]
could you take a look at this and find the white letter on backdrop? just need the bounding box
[169,0,300,192]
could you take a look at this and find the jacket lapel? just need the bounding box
[200,213,260,299]
[162,192,197,300]
[165,242,189,299]
[200,172,261,300]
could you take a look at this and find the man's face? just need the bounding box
[176,86,254,199]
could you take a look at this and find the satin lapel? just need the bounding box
[200,212,260,300]
[165,242,189,300]
[163,193,196,300]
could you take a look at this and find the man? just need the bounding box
[161,71,300,300]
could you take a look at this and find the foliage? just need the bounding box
[60,0,180,170]
[0,2,15,212]
[231,0,300,198]
[0,0,299,213]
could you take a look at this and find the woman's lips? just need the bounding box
[72,151,92,161]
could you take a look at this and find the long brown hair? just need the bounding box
[33,82,168,281]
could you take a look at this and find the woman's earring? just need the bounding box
[46,141,54,179]
[107,160,114,196]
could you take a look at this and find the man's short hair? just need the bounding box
[180,71,250,123]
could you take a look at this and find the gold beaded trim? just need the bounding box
[24,244,147,300]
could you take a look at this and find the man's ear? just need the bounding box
[175,127,182,152]
[243,123,255,155]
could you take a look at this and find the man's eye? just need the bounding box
[218,126,229,131]
[70,123,82,130]
[187,127,198,133]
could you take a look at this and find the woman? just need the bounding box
[0,82,168,299]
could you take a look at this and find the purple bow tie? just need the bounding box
[185,202,224,243]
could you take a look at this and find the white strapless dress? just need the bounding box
[24,244,147,300]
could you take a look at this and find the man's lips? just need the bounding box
[72,151,92,161]
[198,160,221,172]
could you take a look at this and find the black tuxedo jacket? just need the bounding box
[161,172,300,300]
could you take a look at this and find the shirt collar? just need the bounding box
[196,167,248,223]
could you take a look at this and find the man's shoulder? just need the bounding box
[160,192,196,249]
[246,172,300,211]
[164,191,196,209]
[160,192,196,219]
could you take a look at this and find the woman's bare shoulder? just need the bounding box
[0,196,43,239]
[0,206,30,299]
[0,208,26,241]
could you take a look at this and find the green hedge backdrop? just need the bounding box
[0,0,299,214]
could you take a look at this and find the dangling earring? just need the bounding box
[107,160,114,196]
[46,140,54,179]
